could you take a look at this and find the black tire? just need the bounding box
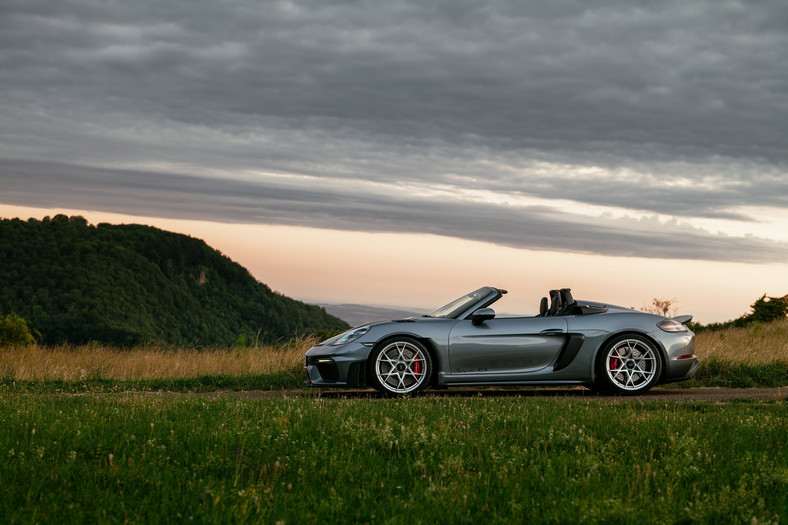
[367,337,432,396]
[596,334,662,395]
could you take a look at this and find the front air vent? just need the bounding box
[307,356,339,382]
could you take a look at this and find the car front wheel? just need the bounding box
[368,338,432,396]
[597,335,662,395]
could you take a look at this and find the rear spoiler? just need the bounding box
[672,315,693,325]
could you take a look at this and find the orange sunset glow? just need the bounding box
[1,204,784,325]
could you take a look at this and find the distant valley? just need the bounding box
[317,303,430,328]
[317,302,545,326]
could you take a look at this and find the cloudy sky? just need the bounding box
[1,0,787,321]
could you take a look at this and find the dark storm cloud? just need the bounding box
[3,159,787,264]
[1,0,787,260]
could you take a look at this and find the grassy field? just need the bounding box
[1,395,786,524]
[0,338,313,393]
[694,318,788,363]
[1,319,787,392]
[0,337,314,381]
[687,318,788,388]
[2,321,786,522]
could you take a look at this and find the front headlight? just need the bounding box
[333,326,370,345]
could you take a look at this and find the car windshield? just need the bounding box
[427,287,494,319]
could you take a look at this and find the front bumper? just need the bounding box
[303,342,371,387]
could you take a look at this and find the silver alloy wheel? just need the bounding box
[374,340,428,394]
[604,338,658,391]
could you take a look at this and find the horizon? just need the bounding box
[1,204,784,325]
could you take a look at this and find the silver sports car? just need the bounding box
[304,287,698,396]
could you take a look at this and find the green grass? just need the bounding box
[684,358,788,388]
[1,395,786,523]
[3,358,786,395]
[0,369,305,394]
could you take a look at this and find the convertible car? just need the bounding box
[304,287,698,396]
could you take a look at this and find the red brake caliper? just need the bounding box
[414,356,422,375]
[610,356,619,371]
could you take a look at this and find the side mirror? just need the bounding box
[471,308,496,326]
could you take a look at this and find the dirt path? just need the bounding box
[145,387,788,402]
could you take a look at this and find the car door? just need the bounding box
[447,316,568,378]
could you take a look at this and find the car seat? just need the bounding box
[547,290,562,316]
[539,297,548,316]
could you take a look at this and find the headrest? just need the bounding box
[547,289,562,316]
[539,297,548,316]
[560,288,574,307]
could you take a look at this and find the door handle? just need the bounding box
[539,329,565,335]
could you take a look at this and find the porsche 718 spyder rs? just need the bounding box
[304,287,699,396]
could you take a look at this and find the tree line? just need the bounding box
[644,294,787,331]
[691,293,788,332]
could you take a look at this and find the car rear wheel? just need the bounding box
[597,335,662,395]
[368,338,432,396]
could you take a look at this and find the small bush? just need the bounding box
[0,313,36,346]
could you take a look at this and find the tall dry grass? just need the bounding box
[694,318,788,363]
[2,320,786,383]
[0,337,318,381]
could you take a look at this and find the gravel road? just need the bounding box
[147,387,787,402]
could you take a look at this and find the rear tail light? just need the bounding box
[657,319,689,332]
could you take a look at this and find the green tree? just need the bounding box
[0,313,36,346]
[0,216,348,346]
[692,292,788,332]
[748,294,788,324]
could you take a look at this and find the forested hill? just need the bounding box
[0,215,349,346]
